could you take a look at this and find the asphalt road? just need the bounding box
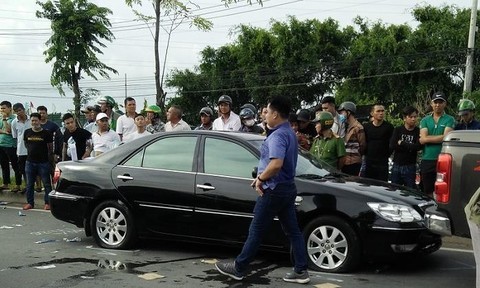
[0,204,476,288]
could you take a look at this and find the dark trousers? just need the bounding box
[0,146,21,186]
[365,161,389,182]
[420,160,437,195]
[25,161,51,206]
[391,164,416,189]
[342,163,362,176]
[235,182,308,274]
[18,155,27,183]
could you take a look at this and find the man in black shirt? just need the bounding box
[389,106,422,188]
[23,113,54,210]
[61,113,92,161]
[363,104,394,181]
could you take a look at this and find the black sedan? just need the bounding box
[49,130,451,273]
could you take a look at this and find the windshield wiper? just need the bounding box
[296,174,326,180]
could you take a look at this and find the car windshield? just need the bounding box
[248,140,332,178]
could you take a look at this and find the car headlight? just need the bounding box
[367,203,422,222]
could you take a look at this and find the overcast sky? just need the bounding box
[0,0,474,113]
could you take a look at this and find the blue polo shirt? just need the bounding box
[258,121,298,190]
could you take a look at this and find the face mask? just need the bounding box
[339,114,346,123]
[244,119,256,127]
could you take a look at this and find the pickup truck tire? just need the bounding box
[304,216,361,273]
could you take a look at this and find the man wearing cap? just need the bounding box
[296,109,316,140]
[239,107,264,134]
[91,113,121,157]
[195,107,214,130]
[319,96,346,138]
[455,99,480,130]
[419,92,455,196]
[97,95,122,130]
[84,105,101,133]
[309,111,346,170]
[145,105,165,133]
[81,106,96,129]
[213,95,241,131]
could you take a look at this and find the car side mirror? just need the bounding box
[252,166,258,179]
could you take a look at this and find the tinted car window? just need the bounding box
[204,138,258,178]
[124,149,144,167]
[136,136,196,172]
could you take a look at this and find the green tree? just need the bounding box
[36,0,117,118]
[167,17,351,114]
[337,5,475,114]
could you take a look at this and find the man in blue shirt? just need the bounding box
[215,96,309,284]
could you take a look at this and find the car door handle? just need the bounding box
[196,184,215,191]
[117,175,134,181]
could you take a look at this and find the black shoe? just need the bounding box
[283,270,310,284]
[215,261,244,281]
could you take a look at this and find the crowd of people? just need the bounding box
[1,91,477,211]
[291,92,479,198]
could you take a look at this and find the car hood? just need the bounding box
[297,174,432,206]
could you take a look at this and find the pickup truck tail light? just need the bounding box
[435,153,452,203]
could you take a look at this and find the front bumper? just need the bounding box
[424,206,452,236]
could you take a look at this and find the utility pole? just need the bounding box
[124,73,127,98]
[464,0,478,94]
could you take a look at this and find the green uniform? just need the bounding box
[310,135,346,168]
[420,113,455,160]
[0,115,17,148]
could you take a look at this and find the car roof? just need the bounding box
[94,130,265,164]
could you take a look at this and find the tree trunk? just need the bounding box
[72,65,81,120]
[154,0,165,110]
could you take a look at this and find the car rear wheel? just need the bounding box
[91,200,136,249]
[303,216,361,273]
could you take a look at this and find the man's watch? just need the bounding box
[257,176,267,182]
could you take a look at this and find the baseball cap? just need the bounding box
[431,92,447,102]
[81,105,94,113]
[96,113,109,121]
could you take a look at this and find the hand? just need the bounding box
[251,178,264,196]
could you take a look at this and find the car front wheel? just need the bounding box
[303,216,361,273]
[91,200,136,249]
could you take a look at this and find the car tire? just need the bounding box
[303,216,361,273]
[91,200,136,249]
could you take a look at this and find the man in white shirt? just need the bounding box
[165,105,191,131]
[11,103,31,193]
[92,113,121,157]
[212,95,241,131]
[116,97,137,142]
